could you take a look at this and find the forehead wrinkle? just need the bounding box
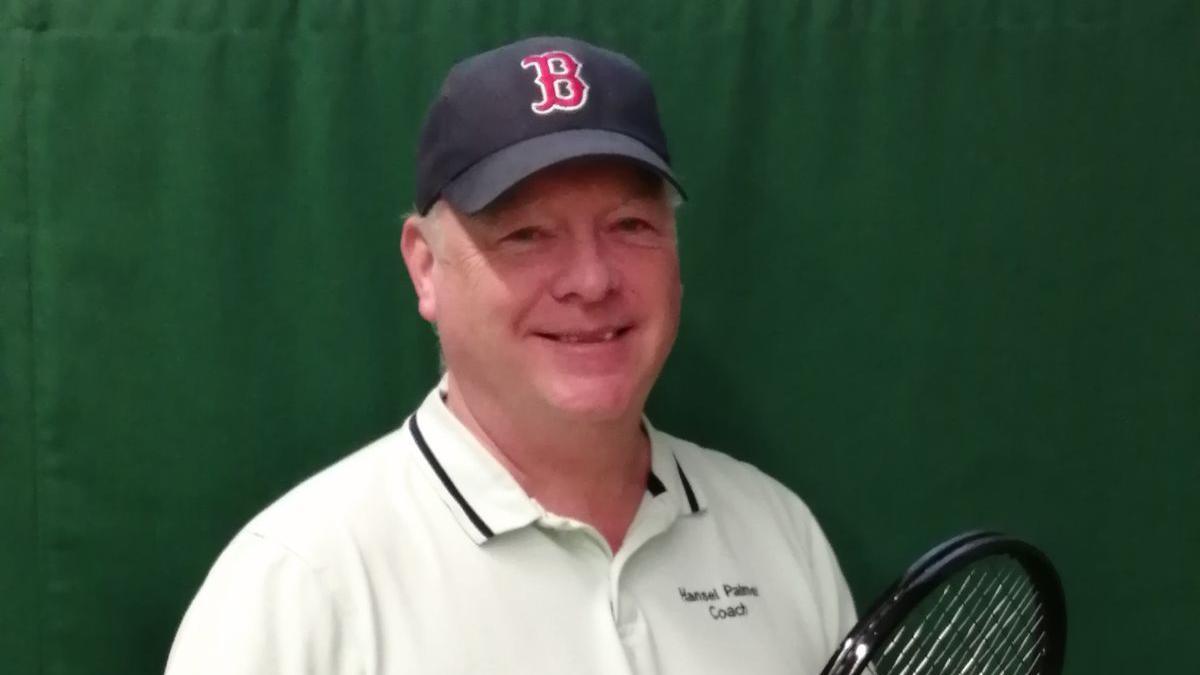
[474,161,670,224]
[476,193,549,230]
[603,188,667,217]
[483,185,669,232]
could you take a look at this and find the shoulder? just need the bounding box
[235,424,415,569]
[656,428,824,534]
[652,426,857,636]
[648,422,854,595]
[167,425,419,673]
[165,429,414,675]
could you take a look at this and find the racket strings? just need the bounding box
[868,556,1051,675]
[913,568,1039,675]
[883,567,1010,675]
[926,569,1033,674]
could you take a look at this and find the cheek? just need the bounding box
[623,257,682,345]
[495,250,571,300]
[657,260,683,325]
[443,262,551,337]
[631,253,681,302]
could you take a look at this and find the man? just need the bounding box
[166,36,855,674]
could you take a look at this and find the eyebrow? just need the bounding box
[606,190,663,217]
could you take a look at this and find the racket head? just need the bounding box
[820,531,1067,675]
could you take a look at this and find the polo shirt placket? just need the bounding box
[408,385,708,673]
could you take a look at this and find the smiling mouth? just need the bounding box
[535,326,633,344]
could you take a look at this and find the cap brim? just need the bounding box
[441,129,686,214]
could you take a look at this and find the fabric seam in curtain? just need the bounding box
[16,19,46,675]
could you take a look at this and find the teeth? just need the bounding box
[552,329,620,343]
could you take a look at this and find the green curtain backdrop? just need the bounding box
[2,2,1197,674]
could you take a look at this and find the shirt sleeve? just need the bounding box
[770,474,858,650]
[164,532,350,675]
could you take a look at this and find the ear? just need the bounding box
[400,215,438,323]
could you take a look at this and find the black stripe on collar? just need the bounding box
[675,458,700,514]
[408,414,495,540]
[646,470,666,497]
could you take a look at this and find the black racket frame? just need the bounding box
[819,531,1067,675]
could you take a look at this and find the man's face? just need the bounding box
[404,160,681,425]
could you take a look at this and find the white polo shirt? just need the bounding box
[166,385,856,674]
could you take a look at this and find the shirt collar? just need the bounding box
[406,382,704,545]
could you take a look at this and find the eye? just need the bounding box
[502,226,548,243]
[614,217,654,233]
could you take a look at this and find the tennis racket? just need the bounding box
[819,531,1067,675]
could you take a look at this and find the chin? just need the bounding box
[540,377,643,422]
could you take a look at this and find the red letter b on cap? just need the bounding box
[520,50,589,115]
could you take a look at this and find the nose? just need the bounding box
[550,231,619,303]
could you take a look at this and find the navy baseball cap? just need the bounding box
[414,36,686,215]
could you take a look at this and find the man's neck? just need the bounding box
[443,376,650,552]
